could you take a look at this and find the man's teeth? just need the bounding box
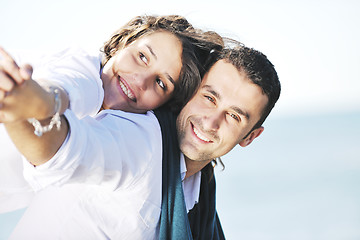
[193,127,211,142]
[119,80,135,100]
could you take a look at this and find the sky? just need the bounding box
[1,0,359,118]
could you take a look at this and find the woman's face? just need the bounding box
[101,31,183,113]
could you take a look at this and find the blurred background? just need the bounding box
[1,0,359,239]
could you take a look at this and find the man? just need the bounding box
[158,40,280,239]
[1,40,280,239]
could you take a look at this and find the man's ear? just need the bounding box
[239,126,264,147]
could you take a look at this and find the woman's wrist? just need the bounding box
[38,82,69,118]
[28,87,62,137]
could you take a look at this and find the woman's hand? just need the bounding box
[0,47,32,99]
[0,79,55,122]
[1,47,69,165]
[0,47,55,123]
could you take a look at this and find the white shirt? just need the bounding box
[1,47,103,213]
[11,109,163,239]
[5,48,202,238]
[0,125,34,213]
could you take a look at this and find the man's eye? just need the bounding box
[229,113,239,121]
[156,78,166,90]
[205,95,215,103]
[139,52,148,64]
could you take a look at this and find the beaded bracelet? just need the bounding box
[27,88,62,137]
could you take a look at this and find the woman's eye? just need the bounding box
[139,52,148,64]
[156,78,165,90]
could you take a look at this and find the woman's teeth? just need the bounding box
[119,80,135,101]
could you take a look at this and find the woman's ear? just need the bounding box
[239,126,264,147]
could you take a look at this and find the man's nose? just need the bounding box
[203,110,223,131]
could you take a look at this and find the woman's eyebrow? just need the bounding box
[146,44,175,86]
[165,73,175,86]
[146,45,157,60]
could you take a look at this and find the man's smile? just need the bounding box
[191,122,212,143]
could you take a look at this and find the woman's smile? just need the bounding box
[101,31,182,113]
[117,76,136,102]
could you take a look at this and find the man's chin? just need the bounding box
[182,149,213,163]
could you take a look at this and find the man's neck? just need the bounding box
[184,156,212,179]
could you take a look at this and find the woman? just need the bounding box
[0,15,223,239]
[0,15,221,124]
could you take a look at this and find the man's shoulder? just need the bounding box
[153,107,178,131]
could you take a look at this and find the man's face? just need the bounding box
[177,59,268,162]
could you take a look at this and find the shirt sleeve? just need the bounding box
[23,109,162,192]
[11,47,104,118]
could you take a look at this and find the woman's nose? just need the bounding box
[133,71,153,90]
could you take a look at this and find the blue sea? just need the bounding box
[216,111,360,240]
[1,112,359,240]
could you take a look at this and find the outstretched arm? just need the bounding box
[0,47,69,122]
[0,48,69,165]
[3,82,69,166]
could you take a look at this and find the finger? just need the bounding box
[0,47,23,85]
[0,47,16,62]
[20,64,33,81]
[0,47,8,60]
[0,70,15,91]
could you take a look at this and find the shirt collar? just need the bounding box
[180,153,187,181]
[180,153,201,212]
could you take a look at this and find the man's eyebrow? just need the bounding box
[202,85,220,100]
[146,45,157,60]
[232,106,250,120]
[202,85,250,120]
